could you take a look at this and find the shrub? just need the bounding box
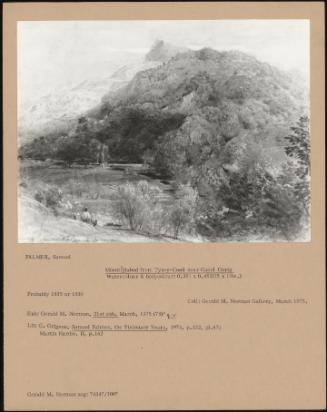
[34,191,44,204]
[169,205,190,238]
[19,181,28,189]
[44,187,63,208]
[34,185,63,209]
[111,180,165,233]
[111,181,199,238]
[195,157,307,241]
[168,184,198,238]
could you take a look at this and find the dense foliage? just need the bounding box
[19,48,310,240]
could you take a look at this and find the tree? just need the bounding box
[284,115,310,216]
[55,138,78,167]
[284,116,310,178]
[111,181,165,232]
[76,117,89,135]
[168,184,198,238]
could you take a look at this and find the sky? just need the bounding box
[18,20,309,101]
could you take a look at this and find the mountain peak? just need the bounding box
[145,40,188,62]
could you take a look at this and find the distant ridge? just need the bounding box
[145,39,188,62]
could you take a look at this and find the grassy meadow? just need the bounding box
[18,160,197,242]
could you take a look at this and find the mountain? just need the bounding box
[98,60,160,104]
[21,46,308,182]
[18,40,189,145]
[109,48,306,113]
[18,76,118,143]
[17,40,190,144]
[18,52,143,144]
[85,48,307,169]
[19,46,310,240]
[18,64,157,144]
[145,39,188,62]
